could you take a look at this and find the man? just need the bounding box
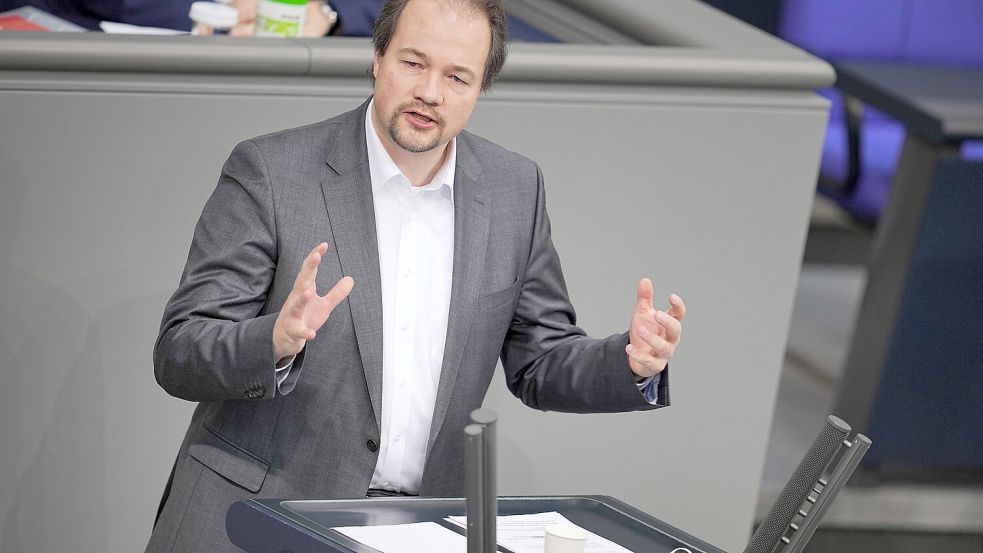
[148,0,686,551]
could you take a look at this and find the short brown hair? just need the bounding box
[371,0,508,91]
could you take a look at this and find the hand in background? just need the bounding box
[626,278,686,378]
[227,0,256,35]
[272,243,354,364]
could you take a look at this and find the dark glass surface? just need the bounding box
[270,496,723,553]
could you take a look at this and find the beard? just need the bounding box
[386,102,445,153]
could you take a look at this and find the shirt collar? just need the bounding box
[365,99,456,202]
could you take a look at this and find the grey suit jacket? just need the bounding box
[147,99,668,553]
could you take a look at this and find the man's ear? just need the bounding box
[372,52,381,79]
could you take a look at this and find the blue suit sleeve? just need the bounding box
[330,0,383,36]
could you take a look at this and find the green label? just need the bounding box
[257,15,300,37]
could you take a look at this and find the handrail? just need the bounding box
[0,33,833,90]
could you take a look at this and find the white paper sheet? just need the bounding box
[446,511,634,553]
[333,521,467,553]
[98,21,187,34]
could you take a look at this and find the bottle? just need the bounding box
[189,1,239,36]
[255,0,307,38]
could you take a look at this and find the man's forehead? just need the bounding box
[423,0,480,17]
[401,1,488,33]
[388,0,490,66]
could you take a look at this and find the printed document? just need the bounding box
[333,521,467,553]
[446,511,633,553]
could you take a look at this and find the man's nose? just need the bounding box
[413,73,443,106]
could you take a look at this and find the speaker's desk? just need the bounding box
[227,495,725,553]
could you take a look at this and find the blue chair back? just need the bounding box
[778,0,983,222]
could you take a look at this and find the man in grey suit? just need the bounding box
[148,0,686,551]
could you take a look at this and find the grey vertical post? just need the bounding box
[464,424,486,553]
[469,409,498,553]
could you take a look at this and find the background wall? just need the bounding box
[0,69,827,552]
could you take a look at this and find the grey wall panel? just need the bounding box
[0,76,827,552]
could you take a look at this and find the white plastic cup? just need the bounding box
[544,524,588,553]
[189,1,238,35]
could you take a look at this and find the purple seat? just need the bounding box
[779,0,983,224]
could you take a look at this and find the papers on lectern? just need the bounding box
[446,511,632,553]
[332,511,634,553]
[333,521,471,553]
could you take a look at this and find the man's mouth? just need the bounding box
[404,110,438,128]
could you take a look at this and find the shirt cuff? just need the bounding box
[275,356,295,389]
[636,372,662,404]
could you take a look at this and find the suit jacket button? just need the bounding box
[255,385,265,397]
[366,439,378,452]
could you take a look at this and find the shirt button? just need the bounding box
[399,379,407,388]
[394,435,402,442]
[366,439,379,452]
[402,269,411,278]
[401,323,409,332]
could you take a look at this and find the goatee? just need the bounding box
[387,103,443,153]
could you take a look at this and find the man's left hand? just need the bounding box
[626,278,686,379]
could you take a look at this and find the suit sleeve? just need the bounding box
[330,0,384,36]
[153,140,298,402]
[498,164,669,413]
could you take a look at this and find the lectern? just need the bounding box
[227,495,723,553]
[227,415,868,553]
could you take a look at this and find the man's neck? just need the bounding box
[371,108,449,187]
[390,144,450,188]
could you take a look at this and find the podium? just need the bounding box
[227,495,724,553]
[225,415,870,553]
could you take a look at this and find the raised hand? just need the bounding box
[272,243,354,363]
[626,278,686,379]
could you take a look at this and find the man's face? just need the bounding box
[371,0,491,155]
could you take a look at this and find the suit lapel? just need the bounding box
[428,136,489,454]
[320,101,385,430]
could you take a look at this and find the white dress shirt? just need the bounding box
[363,101,455,494]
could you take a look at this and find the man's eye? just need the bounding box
[450,75,468,85]
[404,61,421,69]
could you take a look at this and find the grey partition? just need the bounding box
[0,2,832,552]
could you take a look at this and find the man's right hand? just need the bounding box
[273,243,354,364]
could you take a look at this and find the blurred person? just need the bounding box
[148,0,686,551]
[228,0,382,36]
[0,0,198,30]
[0,0,381,34]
